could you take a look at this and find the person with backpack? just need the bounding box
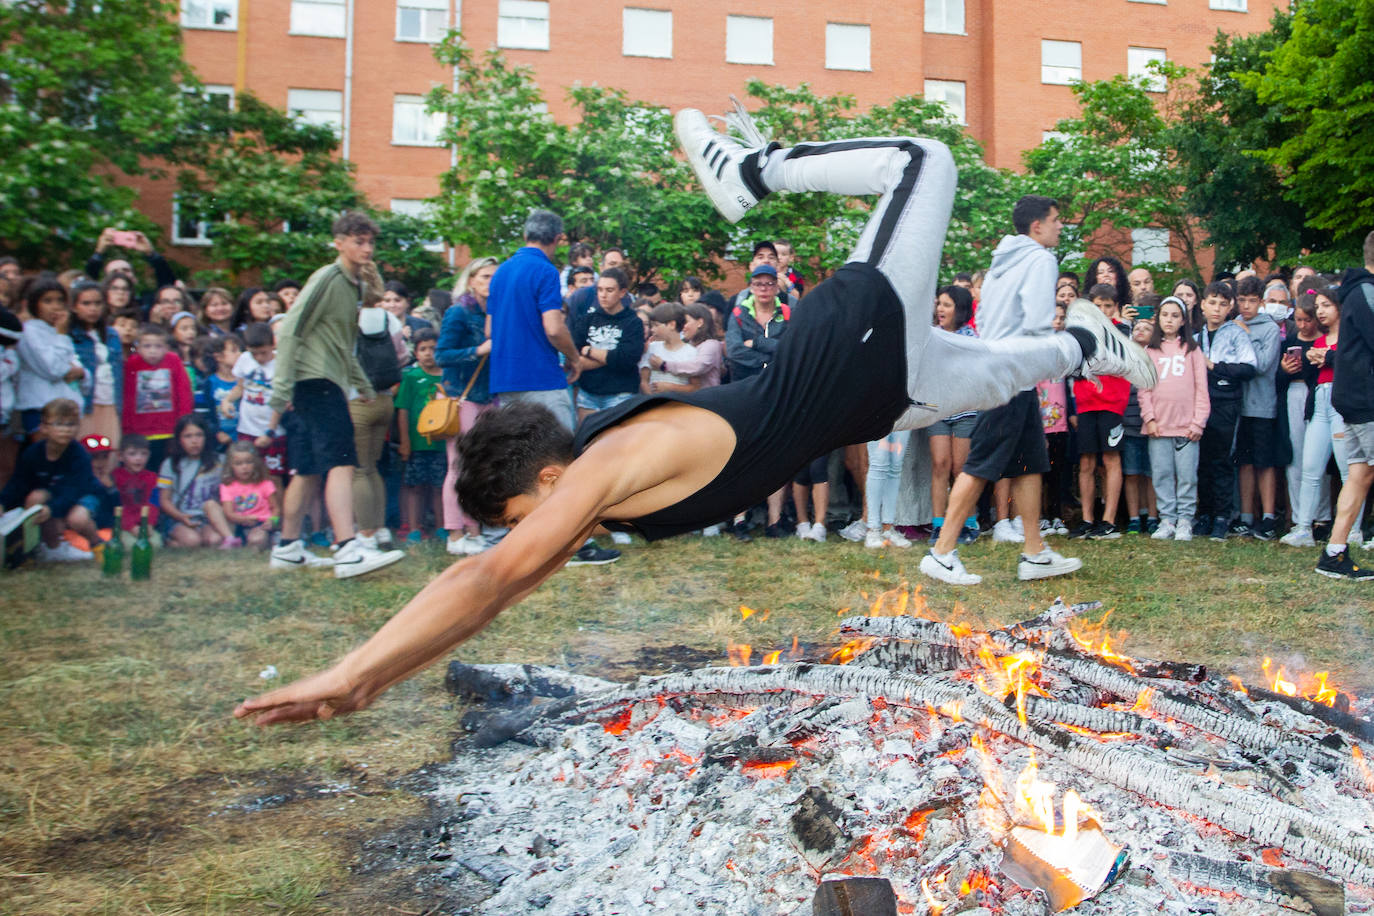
[351,263,408,554]
[266,212,404,578]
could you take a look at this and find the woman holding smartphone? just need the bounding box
[1283,289,1357,547]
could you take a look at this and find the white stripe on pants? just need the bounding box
[1148,436,1199,524]
[1298,383,1362,527]
[757,138,1082,430]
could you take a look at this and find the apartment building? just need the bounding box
[162,0,1281,268]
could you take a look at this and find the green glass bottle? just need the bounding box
[130,506,153,581]
[102,507,125,577]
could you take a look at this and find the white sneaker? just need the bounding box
[1018,547,1083,581]
[1174,519,1194,541]
[807,522,827,542]
[674,108,767,224]
[1039,518,1054,535]
[701,524,722,537]
[610,531,633,546]
[38,541,93,563]
[886,529,912,548]
[795,522,811,540]
[1351,529,1366,549]
[1052,517,1069,535]
[374,527,396,550]
[920,549,982,586]
[333,539,405,579]
[1012,517,1025,537]
[1067,299,1158,390]
[839,519,867,542]
[447,534,485,556]
[1151,520,1176,540]
[270,539,335,570]
[865,529,886,549]
[1280,527,1316,547]
[992,519,1024,543]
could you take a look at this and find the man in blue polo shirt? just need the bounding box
[487,209,620,565]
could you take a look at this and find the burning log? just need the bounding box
[444,661,616,705]
[1015,695,1171,747]
[1245,682,1374,745]
[1168,851,1345,915]
[790,786,857,871]
[989,598,1101,639]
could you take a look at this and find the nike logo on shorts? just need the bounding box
[1108,425,1124,447]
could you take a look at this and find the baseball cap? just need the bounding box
[750,264,778,279]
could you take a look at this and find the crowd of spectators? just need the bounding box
[2,213,1373,581]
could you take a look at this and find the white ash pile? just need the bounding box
[413,599,1373,915]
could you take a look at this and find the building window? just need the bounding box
[286,88,344,133]
[1210,0,1246,9]
[181,0,236,29]
[1128,0,1166,4]
[171,199,214,247]
[623,8,672,59]
[1041,39,1082,85]
[397,0,448,42]
[390,199,445,252]
[924,79,967,124]
[497,0,549,50]
[1128,46,1168,91]
[925,0,964,34]
[203,84,236,111]
[392,94,444,146]
[725,15,773,66]
[290,0,346,37]
[1132,228,1171,264]
[825,23,870,71]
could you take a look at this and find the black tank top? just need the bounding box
[573,263,909,541]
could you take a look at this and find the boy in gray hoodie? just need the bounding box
[1230,275,1282,539]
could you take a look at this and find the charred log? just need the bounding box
[1015,694,1172,746]
[1245,683,1374,745]
[1168,851,1345,916]
[811,876,899,916]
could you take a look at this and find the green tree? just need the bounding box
[175,93,448,292]
[1246,0,1374,254]
[1023,68,1202,283]
[0,0,194,265]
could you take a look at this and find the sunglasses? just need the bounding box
[82,434,112,450]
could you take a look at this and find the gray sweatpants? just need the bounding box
[756,138,1084,429]
[1148,436,1199,524]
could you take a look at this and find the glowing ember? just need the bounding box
[602,707,634,735]
[740,758,796,778]
[921,875,945,915]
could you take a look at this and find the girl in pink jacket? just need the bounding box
[1139,296,1210,541]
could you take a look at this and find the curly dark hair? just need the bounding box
[456,403,576,525]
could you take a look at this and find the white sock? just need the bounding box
[1328,543,1346,556]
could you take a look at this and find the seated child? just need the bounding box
[0,398,104,562]
[219,441,279,550]
[112,433,163,548]
[157,414,232,548]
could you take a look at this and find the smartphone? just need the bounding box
[1286,345,1304,361]
[112,230,140,248]
[1135,303,1155,321]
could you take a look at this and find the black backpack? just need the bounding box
[357,322,402,391]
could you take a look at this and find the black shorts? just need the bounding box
[284,378,358,476]
[1076,410,1125,455]
[1232,415,1283,468]
[793,454,830,487]
[962,390,1050,481]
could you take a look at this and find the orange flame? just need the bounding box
[762,649,781,666]
[1015,752,1096,847]
[727,642,752,666]
[740,758,796,778]
[1261,657,1345,707]
[831,638,875,664]
[921,876,945,916]
[739,605,771,622]
[1227,675,1248,696]
[1069,611,1137,674]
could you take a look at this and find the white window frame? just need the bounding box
[497,0,550,50]
[1041,39,1082,85]
[924,79,967,125]
[1209,0,1247,10]
[389,199,444,253]
[286,88,344,133]
[924,0,964,35]
[392,94,445,146]
[825,23,871,72]
[622,8,672,59]
[290,0,346,38]
[396,0,449,43]
[180,0,237,30]
[1128,0,1166,4]
[1128,46,1168,92]
[1132,228,1171,265]
[203,84,236,111]
[171,198,215,247]
[725,15,773,66]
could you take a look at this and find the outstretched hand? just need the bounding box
[233,665,372,726]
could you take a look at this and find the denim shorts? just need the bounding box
[577,389,636,414]
[1345,420,1374,465]
[929,413,977,439]
[1122,435,1151,476]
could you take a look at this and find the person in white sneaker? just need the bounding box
[0,399,104,564]
[265,212,404,578]
[864,430,910,549]
[237,106,1153,727]
[792,454,829,543]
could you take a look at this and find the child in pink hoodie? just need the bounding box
[1139,296,1210,541]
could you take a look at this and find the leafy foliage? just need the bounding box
[0,0,194,265]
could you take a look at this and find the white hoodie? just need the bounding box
[971,234,1058,343]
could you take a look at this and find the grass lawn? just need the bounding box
[2,533,1372,914]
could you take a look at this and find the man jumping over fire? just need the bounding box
[236,106,1155,727]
